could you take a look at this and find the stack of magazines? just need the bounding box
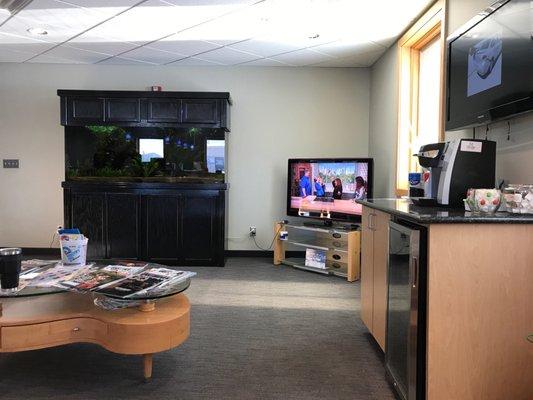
[18,260,195,300]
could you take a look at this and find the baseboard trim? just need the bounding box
[9,248,305,259]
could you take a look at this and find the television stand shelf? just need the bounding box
[273,221,361,282]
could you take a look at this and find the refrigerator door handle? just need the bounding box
[412,257,418,288]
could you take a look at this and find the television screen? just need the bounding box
[446,0,533,130]
[287,158,373,222]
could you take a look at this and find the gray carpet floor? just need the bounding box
[0,257,394,400]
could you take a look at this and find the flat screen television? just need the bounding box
[446,0,533,130]
[286,158,373,223]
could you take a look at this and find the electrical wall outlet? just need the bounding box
[3,159,19,168]
[249,226,257,236]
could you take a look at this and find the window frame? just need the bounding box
[396,0,446,197]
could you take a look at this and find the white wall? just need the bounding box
[0,63,370,250]
[368,45,398,198]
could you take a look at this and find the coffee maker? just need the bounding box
[414,139,496,207]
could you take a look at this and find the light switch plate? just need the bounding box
[3,159,19,168]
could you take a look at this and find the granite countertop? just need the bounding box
[356,198,533,224]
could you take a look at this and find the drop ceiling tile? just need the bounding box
[271,48,335,66]
[120,46,187,65]
[97,56,157,65]
[312,49,385,67]
[0,3,107,43]
[194,46,259,65]
[0,9,10,25]
[68,34,139,55]
[239,57,290,66]
[309,40,383,58]
[228,38,301,58]
[57,0,140,18]
[36,44,111,63]
[85,0,224,44]
[147,37,221,57]
[167,56,224,66]
[170,2,273,46]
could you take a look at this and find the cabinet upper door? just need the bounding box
[181,99,219,125]
[67,97,105,125]
[147,99,181,123]
[105,98,141,123]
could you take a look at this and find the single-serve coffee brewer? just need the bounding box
[414,139,496,207]
[0,248,22,292]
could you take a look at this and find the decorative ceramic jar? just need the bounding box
[464,188,501,213]
[502,184,533,213]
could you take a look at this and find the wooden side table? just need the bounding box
[0,292,190,379]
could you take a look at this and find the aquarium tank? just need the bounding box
[65,126,226,183]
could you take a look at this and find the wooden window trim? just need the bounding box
[395,0,446,197]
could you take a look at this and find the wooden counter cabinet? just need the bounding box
[360,206,389,350]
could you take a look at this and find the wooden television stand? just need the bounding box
[273,221,361,282]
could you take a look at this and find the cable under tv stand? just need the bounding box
[273,220,361,282]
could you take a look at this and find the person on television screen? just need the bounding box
[332,178,343,199]
[314,177,325,197]
[354,176,367,200]
[299,170,312,197]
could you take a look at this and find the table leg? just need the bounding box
[143,354,153,380]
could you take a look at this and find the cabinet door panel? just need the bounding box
[70,193,105,259]
[107,194,139,259]
[360,206,374,332]
[68,97,104,125]
[106,98,141,122]
[180,195,219,264]
[182,99,219,124]
[147,99,180,122]
[372,210,390,351]
[143,195,179,261]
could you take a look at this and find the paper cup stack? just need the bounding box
[59,234,89,265]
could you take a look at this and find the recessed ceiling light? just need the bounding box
[27,27,48,36]
[308,34,320,39]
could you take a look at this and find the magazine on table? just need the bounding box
[57,265,146,291]
[95,268,195,299]
[28,264,91,288]
[305,248,327,269]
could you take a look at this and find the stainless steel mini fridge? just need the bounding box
[386,220,427,400]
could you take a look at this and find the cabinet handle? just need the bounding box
[72,327,80,332]
[368,213,376,231]
[412,257,418,288]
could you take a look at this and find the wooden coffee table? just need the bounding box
[0,290,190,379]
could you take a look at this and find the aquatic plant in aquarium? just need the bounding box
[65,125,225,183]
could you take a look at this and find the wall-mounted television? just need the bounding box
[286,158,373,223]
[446,0,533,130]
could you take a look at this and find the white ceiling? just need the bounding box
[0,0,433,67]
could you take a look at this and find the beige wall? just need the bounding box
[368,0,533,196]
[369,45,398,198]
[0,63,370,250]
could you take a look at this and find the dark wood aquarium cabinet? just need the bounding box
[62,181,227,267]
[58,89,231,267]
